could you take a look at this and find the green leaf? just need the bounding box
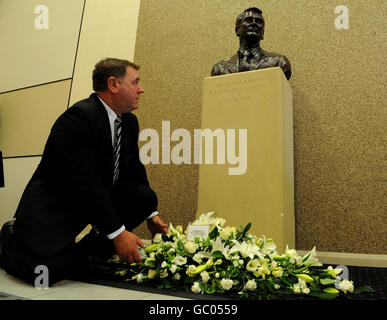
[212,250,224,259]
[205,286,216,294]
[302,252,311,263]
[320,278,337,285]
[281,277,293,287]
[144,260,156,268]
[209,226,219,239]
[163,280,175,289]
[162,234,170,242]
[293,265,310,273]
[274,289,294,295]
[353,286,375,294]
[308,290,339,300]
[177,240,185,252]
[244,222,252,233]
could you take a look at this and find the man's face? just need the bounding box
[237,11,265,41]
[115,66,144,113]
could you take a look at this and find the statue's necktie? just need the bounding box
[112,115,121,184]
[239,52,252,72]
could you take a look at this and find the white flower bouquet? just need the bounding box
[116,212,373,300]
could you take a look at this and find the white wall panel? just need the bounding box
[0,0,84,93]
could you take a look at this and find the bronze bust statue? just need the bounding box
[211,7,291,80]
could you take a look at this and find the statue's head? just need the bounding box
[235,7,265,41]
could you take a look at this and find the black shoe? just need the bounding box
[72,229,116,280]
[0,220,15,269]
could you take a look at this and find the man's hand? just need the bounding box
[112,230,145,264]
[147,215,168,239]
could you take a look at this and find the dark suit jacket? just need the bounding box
[211,50,292,80]
[14,93,149,256]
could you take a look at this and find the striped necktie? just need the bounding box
[112,115,122,184]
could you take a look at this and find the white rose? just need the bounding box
[245,279,257,291]
[169,264,177,273]
[193,253,202,264]
[293,283,301,293]
[184,241,197,254]
[161,261,168,268]
[191,282,201,294]
[136,273,143,283]
[147,269,157,279]
[174,273,181,280]
[298,278,307,288]
[160,269,168,278]
[272,267,283,278]
[139,248,147,260]
[200,271,210,283]
[220,278,233,291]
[295,278,310,294]
[246,259,260,272]
[274,284,280,290]
[173,255,187,266]
[220,226,232,240]
[338,279,354,293]
[215,272,220,278]
[188,265,196,274]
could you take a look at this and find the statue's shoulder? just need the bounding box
[211,54,238,76]
[262,49,289,61]
[262,49,291,80]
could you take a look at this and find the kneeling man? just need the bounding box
[0,58,168,286]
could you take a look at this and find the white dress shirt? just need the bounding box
[98,96,158,239]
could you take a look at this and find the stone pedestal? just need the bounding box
[197,67,294,251]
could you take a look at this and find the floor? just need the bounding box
[0,268,190,300]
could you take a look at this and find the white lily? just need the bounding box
[229,240,264,260]
[211,237,231,260]
[302,246,322,266]
[153,233,163,243]
[168,223,185,240]
[193,251,213,263]
[261,236,278,256]
[192,211,219,228]
[285,245,302,265]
